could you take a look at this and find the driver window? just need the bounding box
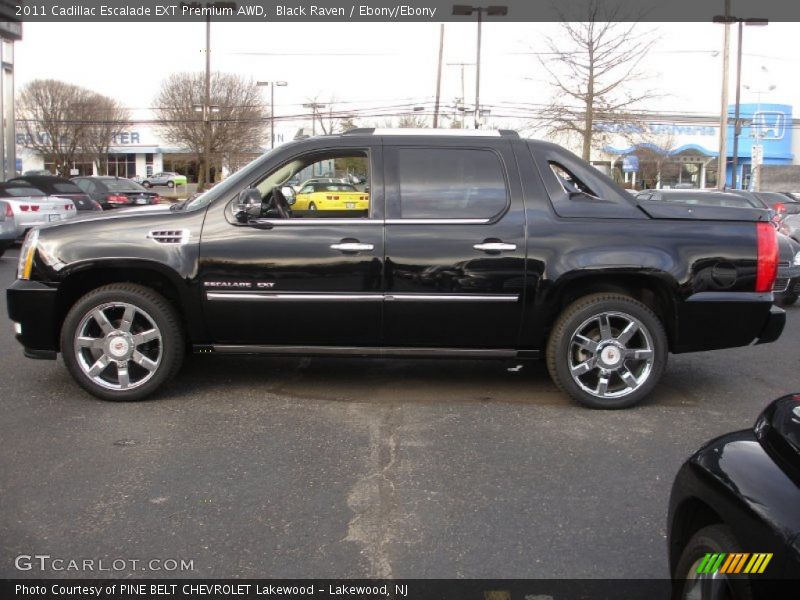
[254,150,371,219]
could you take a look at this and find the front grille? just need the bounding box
[147,229,189,244]
[773,277,790,293]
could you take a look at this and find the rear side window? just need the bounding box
[397,148,507,219]
[53,182,84,193]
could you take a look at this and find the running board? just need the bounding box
[194,344,528,359]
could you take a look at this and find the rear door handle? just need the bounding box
[473,242,517,253]
[330,242,374,252]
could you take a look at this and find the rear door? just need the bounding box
[382,139,526,349]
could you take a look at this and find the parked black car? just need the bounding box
[668,394,800,598]
[775,234,800,306]
[6,175,100,212]
[5,129,786,405]
[71,176,160,210]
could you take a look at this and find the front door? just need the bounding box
[199,145,384,347]
[382,141,526,349]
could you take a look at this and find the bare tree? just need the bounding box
[82,95,130,175]
[538,0,656,160]
[17,80,103,176]
[154,72,268,185]
[397,113,429,128]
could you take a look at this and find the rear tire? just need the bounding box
[167,181,175,189]
[142,181,151,188]
[60,283,184,401]
[546,293,668,409]
[309,202,317,211]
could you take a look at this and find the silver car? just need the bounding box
[0,183,77,238]
[779,213,800,244]
[0,199,16,257]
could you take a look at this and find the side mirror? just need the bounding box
[281,186,296,205]
[234,188,263,223]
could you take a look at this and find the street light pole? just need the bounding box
[717,0,730,190]
[257,81,288,148]
[203,14,211,188]
[452,4,508,129]
[713,13,768,190]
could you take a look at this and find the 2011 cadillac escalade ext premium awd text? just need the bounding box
[6,129,786,408]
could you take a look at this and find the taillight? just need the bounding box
[756,221,779,293]
[153,195,161,204]
[775,203,786,213]
[6,203,13,217]
[31,205,40,212]
[106,194,129,204]
[20,205,28,212]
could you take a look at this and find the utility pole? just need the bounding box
[303,102,326,136]
[257,81,288,148]
[446,62,473,127]
[203,14,211,187]
[717,0,730,189]
[433,25,444,128]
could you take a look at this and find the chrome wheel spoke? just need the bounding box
[573,334,598,353]
[87,355,110,377]
[624,348,653,360]
[119,306,136,332]
[597,314,612,341]
[76,336,104,350]
[132,350,158,373]
[620,367,638,390]
[616,321,639,345]
[91,309,114,335]
[596,376,609,396]
[117,364,131,389]
[571,358,596,376]
[133,329,160,346]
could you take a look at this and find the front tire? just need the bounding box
[308,202,317,211]
[142,181,151,188]
[546,293,668,409]
[776,293,798,307]
[672,524,754,600]
[167,180,175,189]
[60,284,184,401]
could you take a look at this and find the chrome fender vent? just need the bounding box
[147,229,190,244]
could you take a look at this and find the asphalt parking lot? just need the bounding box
[1,246,799,580]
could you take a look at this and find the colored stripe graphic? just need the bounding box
[697,552,772,574]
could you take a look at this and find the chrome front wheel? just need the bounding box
[61,284,184,401]
[73,302,163,391]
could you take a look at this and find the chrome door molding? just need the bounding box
[206,292,519,302]
[204,344,517,358]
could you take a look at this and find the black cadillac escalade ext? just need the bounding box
[6,129,786,408]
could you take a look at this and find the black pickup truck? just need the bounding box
[6,129,786,408]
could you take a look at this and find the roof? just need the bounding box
[343,127,520,138]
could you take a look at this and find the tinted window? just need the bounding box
[104,179,146,192]
[397,148,507,219]
[53,182,84,194]
[1,187,47,197]
[549,162,597,197]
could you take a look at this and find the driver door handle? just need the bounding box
[330,242,374,252]
[473,242,517,253]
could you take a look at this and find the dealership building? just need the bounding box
[594,103,797,190]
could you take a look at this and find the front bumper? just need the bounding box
[6,279,60,359]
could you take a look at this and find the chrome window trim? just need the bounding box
[251,218,383,226]
[385,218,490,225]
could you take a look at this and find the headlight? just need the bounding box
[17,228,39,280]
[794,251,800,267]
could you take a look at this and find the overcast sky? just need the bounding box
[13,21,800,132]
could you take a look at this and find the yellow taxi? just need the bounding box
[293,182,369,214]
